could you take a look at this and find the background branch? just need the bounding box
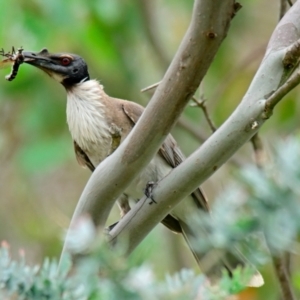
[272,255,296,300]
[191,95,217,133]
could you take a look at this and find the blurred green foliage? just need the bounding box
[0,236,255,299]
[0,1,299,299]
[2,137,300,299]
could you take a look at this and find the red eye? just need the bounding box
[61,57,71,66]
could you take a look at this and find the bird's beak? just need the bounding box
[22,49,53,71]
[22,48,67,82]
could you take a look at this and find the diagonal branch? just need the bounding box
[60,0,237,262]
[265,69,300,114]
[108,0,300,256]
[272,255,296,300]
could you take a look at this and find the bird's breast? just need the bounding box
[66,90,112,166]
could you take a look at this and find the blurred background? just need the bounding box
[0,0,298,298]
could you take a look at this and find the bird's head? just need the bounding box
[23,48,90,88]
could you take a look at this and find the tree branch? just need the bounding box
[209,44,266,108]
[258,6,299,298]
[108,0,300,255]
[60,0,237,262]
[177,117,245,168]
[140,80,161,93]
[264,69,300,114]
[191,95,217,133]
[272,255,296,300]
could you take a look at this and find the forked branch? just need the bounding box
[60,0,237,263]
[108,0,300,259]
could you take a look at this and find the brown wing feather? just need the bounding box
[73,141,95,172]
[159,135,209,212]
[121,102,143,126]
[122,101,209,214]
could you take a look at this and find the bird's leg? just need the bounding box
[105,194,131,233]
[117,193,131,217]
[145,181,157,204]
[106,183,158,233]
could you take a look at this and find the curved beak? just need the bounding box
[22,49,52,69]
[22,48,67,82]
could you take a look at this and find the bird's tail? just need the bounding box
[179,221,264,287]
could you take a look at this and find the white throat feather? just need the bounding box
[66,80,111,164]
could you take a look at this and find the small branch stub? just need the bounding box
[191,95,217,133]
[281,39,300,84]
[251,121,259,130]
[232,2,242,18]
[282,39,300,68]
[206,32,217,39]
[141,81,161,93]
[265,70,300,117]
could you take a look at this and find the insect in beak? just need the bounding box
[0,47,24,81]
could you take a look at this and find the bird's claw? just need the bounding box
[145,181,157,204]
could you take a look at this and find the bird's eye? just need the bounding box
[61,57,71,66]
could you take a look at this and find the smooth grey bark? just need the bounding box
[108,1,300,253]
[60,0,236,261]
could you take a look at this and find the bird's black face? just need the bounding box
[22,48,90,88]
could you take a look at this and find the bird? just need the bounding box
[21,48,263,286]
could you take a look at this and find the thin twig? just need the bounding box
[143,82,218,133]
[141,81,161,93]
[191,96,217,133]
[144,84,245,168]
[142,81,219,135]
[264,70,300,116]
[272,255,296,300]
[287,0,293,7]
